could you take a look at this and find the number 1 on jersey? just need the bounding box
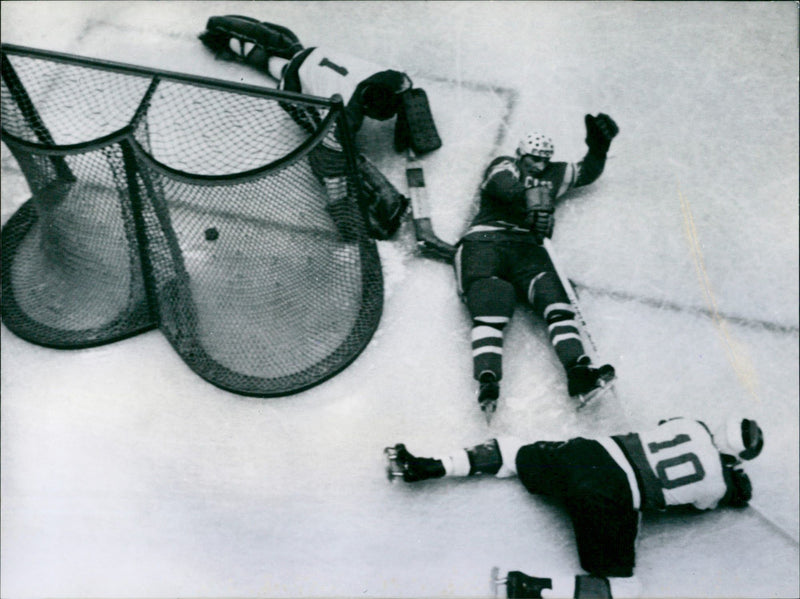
[319,57,348,76]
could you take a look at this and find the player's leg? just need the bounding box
[517,247,614,402]
[568,497,639,578]
[510,438,640,595]
[516,245,586,369]
[467,277,515,387]
[560,441,639,578]
[457,240,515,412]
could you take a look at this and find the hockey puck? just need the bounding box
[205,227,219,241]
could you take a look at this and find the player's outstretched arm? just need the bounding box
[575,113,619,187]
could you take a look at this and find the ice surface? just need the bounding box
[1,2,798,597]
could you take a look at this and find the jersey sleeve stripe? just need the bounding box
[555,163,576,198]
[597,437,641,510]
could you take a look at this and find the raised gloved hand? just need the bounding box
[584,113,619,155]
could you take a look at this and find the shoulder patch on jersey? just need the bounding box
[481,156,519,189]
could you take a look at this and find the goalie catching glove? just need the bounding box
[584,113,619,156]
[199,15,303,69]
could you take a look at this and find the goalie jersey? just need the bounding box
[607,418,729,511]
[281,47,411,131]
[289,48,389,103]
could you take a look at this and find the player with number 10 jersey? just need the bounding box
[386,415,763,585]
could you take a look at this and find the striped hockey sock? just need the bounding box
[471,316,508,381]
[544,302,588,369]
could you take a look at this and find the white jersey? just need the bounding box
[294,47,393,103]
[612,418,728,511]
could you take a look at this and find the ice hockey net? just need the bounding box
[1,44,383,397]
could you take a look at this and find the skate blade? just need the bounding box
[490,566,503,597]
[576,377,616,410]
[384,447,404,482]
[480,399,497,424]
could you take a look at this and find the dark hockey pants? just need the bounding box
[515,438,639,578]
[455,233,587,380]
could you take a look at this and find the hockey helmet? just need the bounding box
[714,417,764,461]
[517,132,554,160]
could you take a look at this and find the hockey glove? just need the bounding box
[528,210,554,243]
[355,71,413,121]
[584,113,619,156]
[721,454,752,508]
[199,15,303,69]
[524,183,554,243]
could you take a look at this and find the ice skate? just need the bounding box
[384,444,445,483]
[478,372,500,423]
[567,360,615,408]
[491,567,552,598]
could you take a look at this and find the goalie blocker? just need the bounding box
[356,154,409,240]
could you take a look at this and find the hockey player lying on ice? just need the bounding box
[386,416,764,598]
[199,15,448,257]
[455,114,619,415]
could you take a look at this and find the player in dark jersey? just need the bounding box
[385,416,763,598]
[199,15,412,240]
[455,115,619,414]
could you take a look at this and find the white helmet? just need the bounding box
[517,132,554,159]
[713,417,764,461]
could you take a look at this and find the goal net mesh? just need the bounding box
[1,45,383,397]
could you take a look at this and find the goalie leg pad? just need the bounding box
[394,88,442,155]
[357,155,409,239]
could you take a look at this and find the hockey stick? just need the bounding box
[405,149,456,263]
[542,237,617,407]
[747,502,800,545]
[542,237,598,357]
